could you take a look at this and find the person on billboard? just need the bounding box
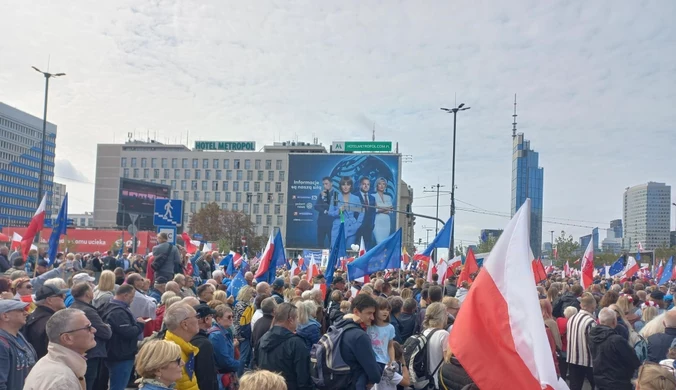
[328,176,364,247]
[355,177,377,249]
[314,177,334,248]
[373,177,394,244]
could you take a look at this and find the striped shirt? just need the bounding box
[566,310,596,367]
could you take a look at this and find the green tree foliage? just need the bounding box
[554,230,580,266]
[188,203,258,251]
[475,236,498,254]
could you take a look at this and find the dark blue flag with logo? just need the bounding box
[347,228,402,280]
[47,193,68,266]
[227,267,248,303]
[324,223,346,285]
[608,256,625,276]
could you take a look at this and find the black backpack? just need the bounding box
[403,328,441,389]
[151,244,173,272]
[310,321,360,390]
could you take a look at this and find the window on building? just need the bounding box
[234,159,240,169]
[235,192,242,202]
[213,159,219,169]
[253,204,260,214]
[143,169,149,179]
[223,159,230,169]
[172,158,178,168]
[243,182,250,191]
[254,182,260,192]
[181,180,187,190]
[205,170,211,180]
[171,180,176,189]
[232,203,239,211]
[236,170,243,180]
[173,191,179,198]
[195,170,201,179]
[264,204,270,214]
[244,159,251,170]
[278,193,284,204]
[160,180,166,185]
[161,158,167,168]
[255,159,261,169]
[276,160,282,170]
[257,171,264,181]
[192,159,198,168]
[268,193,274,203]
[205,192,211,202]
[123,168,129,178]
[182,159,188,168]
[266,215,272,225]
[215,192,221,201]
[194,192,200,201]
[216,170,222,180]
[256,215,262,224]
[184,170,191,179]
[190,202,196,213]
[121,157,127,167]
[233,182,239,191]
[263,226,269,236]
[202,159,208,169]
[225,192,231,201]
[141,158,147,168]
[212,181,219,191]
[257,193,263,203]
[222,203,228,210]
[164,169,170,179]
[226,170,232,180]
[247,170,253,181]
[191,180,198,190]
[277,215,283,226]
[264,182,271,192]
[174,170,180,179]
[265,160,272,169]
[243,203,249,214]
[274,204,281,214]
[223,181,229,191]
[131,157,137,167]
[279,171,285,181]
[151,158,157,168]
[275,182,282,192]
[268,171,274,181]
[184,191,190,199]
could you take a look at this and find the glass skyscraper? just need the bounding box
[511,133,544,257]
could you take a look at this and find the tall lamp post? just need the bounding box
[423,184,452,236]
[441,103,470,256]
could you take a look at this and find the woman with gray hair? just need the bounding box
[296,300,321,351]
[421,302,449,389]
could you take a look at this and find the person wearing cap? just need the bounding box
[148,276,168,303]
[65,272,96,308]
[191,303,218,390]
[271,278,285,304]
[23,308,97,390]
[0,299,37,390]
[23,284,68,360]
[70,282,112,390]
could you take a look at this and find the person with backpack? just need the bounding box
[151,233,181,282]
[312,293,382,390]
[233,286,255,377]
[255,303,313,390]
[367,297,397,370]
[405,302,448,390]
[588,308,641,390]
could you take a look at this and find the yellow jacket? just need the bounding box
[165,330,200,390]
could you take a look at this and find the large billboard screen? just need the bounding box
[118,178,170,230]
[286,154,400,250]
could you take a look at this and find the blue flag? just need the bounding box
[636,251,641,261]
[325,223,347,285]
[608,256,625,276]
[422,217,453,256]
[256,231,286,284]
[347,229,402,280]
[659,256,674,286]
[219,253,232,267]
[227,269,248,301]
[225,254,236,276]
[47,193,68,266]
[240,258,250,274]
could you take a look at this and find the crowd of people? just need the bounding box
[2,237,676,390]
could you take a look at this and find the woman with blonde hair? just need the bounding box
[400,288,413,300]
[640,311,666,339]
[134,339,184,389]
[296,300,321,351]
[212,290,228,305]
[93,270,116,309]
[240,370,287,390]
[635,306,658,333]
[234,286,255,376]
[421,302,449,389]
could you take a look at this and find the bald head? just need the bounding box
[166,281,181,294]
[665,310,676,328]
[245,272,254,283]
[256,282,271,295]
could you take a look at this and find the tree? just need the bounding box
[554,230,580,266]
[188,203,256,250]
[59,238,77,253]
[475,236,498,254]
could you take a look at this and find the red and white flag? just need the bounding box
[448,199,568,390]
[621,256,639,279]
[233,252,243,267]
[637,242,644,252]
[354,237,370,283]
[254,233,275,279]
[307,263,320,282]
[564,261,570,277]
[457,248,479,287]
[11,232,36,252]
[21,195,47,259]
[580,239,594,289]
[447,255,462,276]
[181,233,201,254]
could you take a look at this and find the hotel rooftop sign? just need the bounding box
[194,141,256,151]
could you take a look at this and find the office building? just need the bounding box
[623,182,671,251]
[94,139,409,249]
[610,219,623,239]
[671,231,676,247]
[70,212,94,228]
[579,227,599,251]
[602,219,623,253]
[51,182,67,216]
[481,229,503,242]
[511,99,544,257]
[0,102,57,227]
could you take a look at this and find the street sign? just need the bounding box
[157,226,177,244]
[127,224,138,235]
[193,233,203,241]
[154,199,184,226]
[331,141,392,152]
[129,213,139,224]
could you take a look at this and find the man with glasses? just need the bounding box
[70,282,112,390]
[23,308,97,389]
[254,303,313,390]
[100,284,146,390]
[0,299,37,390]
[23,284,68,359]
[163,302,200,390]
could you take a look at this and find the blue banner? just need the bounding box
[286,154,400,251]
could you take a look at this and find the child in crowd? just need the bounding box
[374,341,410,390]
[367,297,396,369]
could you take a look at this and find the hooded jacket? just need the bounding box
[164,330,200,390]
[296,319,321,352]
[553,292,581,318]
[23,305,56,359]
[99,299,144,362]
[332,318,382,390]
[23,343,87,390]
[587,325,640,390]
[191,329,217,390]
[0,328,37,390]
[255,325,313,390]
[70,299,112,359]
[647,327,676,363]
[151,242,181,279]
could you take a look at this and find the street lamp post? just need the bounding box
[441,103,471,256]
[423,184,451,236]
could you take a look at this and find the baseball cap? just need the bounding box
[72,273,95,283]
[651,290,666,300]
[272,278,285,289]
[35,284,68,301]
[155,276,169,284]
[0,299,29,313]
[193,303,216,319]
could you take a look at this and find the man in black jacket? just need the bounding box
[191,303,218,390]
[0,246,10,273]
[101,251,118,271]
[23,284,67,359]
[647,310,676,362]
[587,307,640,390]
[70,282,112,390]
[553,284,583,318]
[255,303,313,390]
[314,176,334,248]
[252,297,277,352]
[100,284,145,390]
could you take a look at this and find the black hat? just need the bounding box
[333,276,345,285]
[35,284,68,300]
[36,259,49,267]
[155,276,169,284]
[272,278,285,289]
[651,290,665,300]
[193,303,216,319]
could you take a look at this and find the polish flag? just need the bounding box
[447,255,462,273]
[291,255,303,276]
[637,242,644,252]
[307,263,320,282]
[354,237,370,283]
[11,233,36,252]
[436,258,449,284]
[656,260,664,281]
[426,259,437,283]
[21,195,47,259]
[181,233,201,254]
[448,199,568,390]
[457,248,479,287]
[233,252,243,268]
[580,239,594,289]
[621,256,639,279]
[254,233,274,279]
[564,261,570,277]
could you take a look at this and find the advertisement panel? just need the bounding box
[118,178,170,230]
[286,154,400,250]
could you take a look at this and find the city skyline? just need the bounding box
[0,1,675,247]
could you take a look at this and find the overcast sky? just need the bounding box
[1,1,674,248]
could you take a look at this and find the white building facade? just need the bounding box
[623,182,671,251]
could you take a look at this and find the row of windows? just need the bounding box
[170,190,283,204]
[122,157,284,171]
[0,117,51,139]
[122,168,285,182]
[0,128,55,152]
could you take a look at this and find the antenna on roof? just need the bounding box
[512,94,518,139]
[372,123,375,141]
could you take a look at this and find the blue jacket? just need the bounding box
[333,318,382,390]
[64,290,74,307]
[147,288,162,303]
[208,323,239,373]
[0,328,37,390]
[296,320,321,352]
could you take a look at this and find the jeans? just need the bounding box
[238,339,251,377]
[107,360,135,390]
[568,364,594,390]
[84,357,101,390]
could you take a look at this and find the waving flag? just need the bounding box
[448,199,567,390]
[347,229,402,281]
[422,216,453,256]
[21,195,47,259]
[325,223,346,285]
[621,256,639,279]
[402,247,411,265]
[219,252,233,267]
[227,268,248,301]
[532,258,547,284]
[656,260,664,281]
[608,256,625,276]
[307,258,320,282]
[457,248,479,287]
[46,193,68,266]
[580,238,594,289]
[659,256,674,285]
[181,233,200,254]
[255,231,285,284]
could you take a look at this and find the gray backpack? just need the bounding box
[310,321,360,390]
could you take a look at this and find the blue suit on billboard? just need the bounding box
[329,193,364,248]
[356,191,377,249]
[314,188,334,248]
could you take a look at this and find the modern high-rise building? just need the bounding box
[51,182,67,217]
[0,102,57,227]
[580,227,599,251]
[602,219,623,253]
[623,182,671,251]
[480,229,503,242]
[610,219,623,239]
[511,97,544,257]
